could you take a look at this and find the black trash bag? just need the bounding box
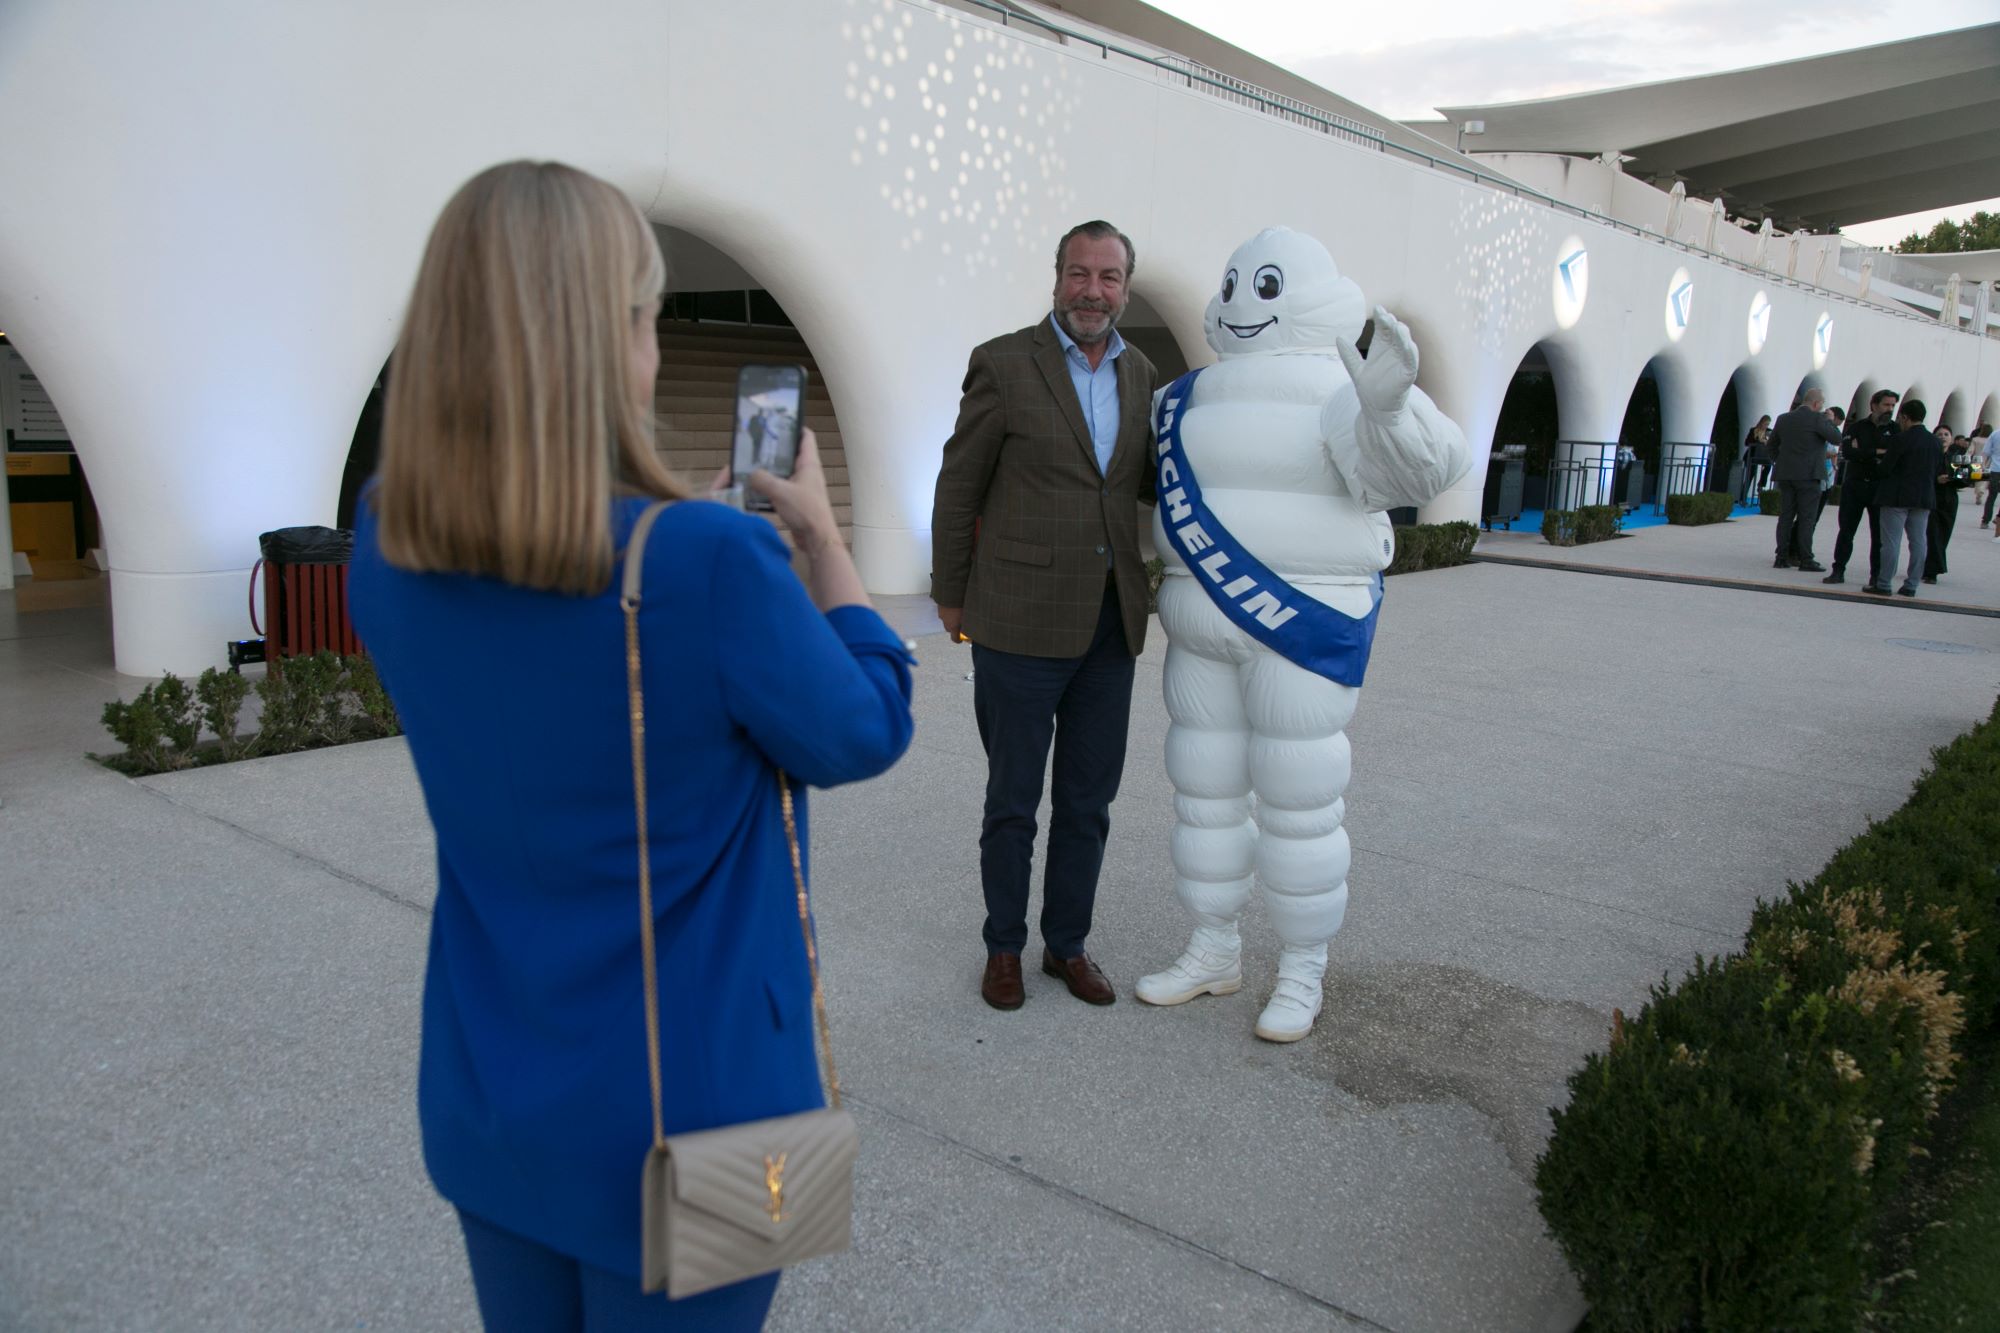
[258,526,353,565]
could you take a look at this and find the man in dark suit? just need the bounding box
[1866,398,1945,598]
[1825,388,1896,586]
[931,220,1160,1012]
[1769,388,1841,571]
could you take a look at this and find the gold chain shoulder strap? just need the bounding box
[621,502,842,1156]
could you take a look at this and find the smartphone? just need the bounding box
[730,364,809,511]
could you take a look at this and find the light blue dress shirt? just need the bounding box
[1049,312,1125,476]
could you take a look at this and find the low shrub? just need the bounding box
[95,652,400,777]
[1541,505,1622,547]
[1535,699,2000,1329]
[1386,520,1479,575]
[1760,487,1781,515]
[1665,491,1734,526]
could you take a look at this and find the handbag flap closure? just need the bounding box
[666,1109,858,1244]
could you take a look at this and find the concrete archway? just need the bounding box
[1490,342,1563,517]
[1936,390,1968,436]
[1120,289,1195,385]
[1708,372,1748,494]
[0,335,102,597]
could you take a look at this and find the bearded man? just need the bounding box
[930,220,1160,1012]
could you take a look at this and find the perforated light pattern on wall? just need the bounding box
[842,1,1080,285]
[1449,192,1547,361]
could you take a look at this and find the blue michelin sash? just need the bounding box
[1153,368,1382,687]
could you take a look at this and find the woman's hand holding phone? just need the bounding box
[746,429,841,555]
[746,430,868,613]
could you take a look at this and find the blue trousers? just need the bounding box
[971,582,1135,957]
[457,1210,778,1332]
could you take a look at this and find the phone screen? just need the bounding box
[731,364,808,510]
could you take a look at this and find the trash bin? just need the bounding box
[253,525,358,667]
[1483,446,1525,529]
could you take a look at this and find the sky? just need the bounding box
[1144,0,1998,246]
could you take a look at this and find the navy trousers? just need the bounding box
[1829,487,1880,582]
[1775,480,1822,560]
[457,1209,778,1332]
[972,583,1135,958]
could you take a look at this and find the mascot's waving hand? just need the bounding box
[1137,227,1470,1042]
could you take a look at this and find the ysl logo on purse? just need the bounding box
[764,1153,789,1224]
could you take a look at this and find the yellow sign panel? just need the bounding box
[11,501,77,560]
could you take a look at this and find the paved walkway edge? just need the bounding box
[1470,554,2000,618]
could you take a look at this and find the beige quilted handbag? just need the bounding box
[621,502,859,1299]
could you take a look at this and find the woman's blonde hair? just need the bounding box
[374,160,688,594]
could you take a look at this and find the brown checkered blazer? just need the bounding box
[930,317,1159,658]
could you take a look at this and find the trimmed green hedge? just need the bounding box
[1542,505,1622,546]
[1535,700,2000,1330]
[1665,491,1734,525]
[96,652,400,776]
[1386,520,1479,575]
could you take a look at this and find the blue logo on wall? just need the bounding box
[1815,315,1834,355]
[1670,282,1694,328]
[1558,249,1586,301]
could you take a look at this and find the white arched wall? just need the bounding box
[3,0,1996,672]
[1937,392,1966,436]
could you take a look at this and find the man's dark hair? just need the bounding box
[1829,407,1845,421]
[1870,388,1900,408]
[1054,221,1135,280]
[1973,423,1993,439]
[1901,398,1927,423]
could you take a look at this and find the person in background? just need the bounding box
[1868,398,1943,599]
[1769,388,1840,572]
[1744,415,1773,499]
[1924,433,1971,583]
[1816,406,1844,524]
[349,160,915,1331]
[1971,424,1998,530]
[1827,389,1895,586]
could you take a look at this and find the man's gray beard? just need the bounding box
[1055,303,1118,346]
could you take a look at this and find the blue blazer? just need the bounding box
[349,495,914,1277]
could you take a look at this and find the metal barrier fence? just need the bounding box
[1547,449,1618,513]
[1653,451,1710,515]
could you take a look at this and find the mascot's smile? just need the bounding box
[1219,317,1276,338]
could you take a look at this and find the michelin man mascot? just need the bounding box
[1135,227,1471,1042]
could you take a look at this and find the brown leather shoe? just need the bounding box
[1041,949,1115,1006]
[981,953,1024,1010]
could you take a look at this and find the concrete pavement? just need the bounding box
[4,554,1998,1331]
[1476,489,1998,615]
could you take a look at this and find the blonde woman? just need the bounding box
[350,161,914,1330]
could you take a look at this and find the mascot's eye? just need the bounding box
[1254,265,1283,300]
[1221,268,1237,303]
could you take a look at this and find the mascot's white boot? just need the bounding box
[1257,945,1328,1043]
[1134,923,1242,1005]
[1139,226,1471,1043]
